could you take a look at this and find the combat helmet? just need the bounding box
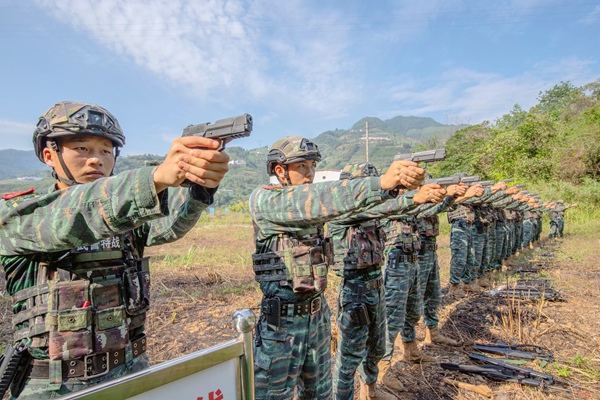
[556,199,564,204]
[266,136,321,178]
[33,101,125,185]
[340,162,379,180]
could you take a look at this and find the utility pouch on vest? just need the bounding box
[288,245,328,293]
[349,303,370,326]
[261,298,282,331]
[47,280,93,361]
[0,342,31,399]
[123,258,151,316]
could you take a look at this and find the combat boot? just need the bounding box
[447,283,465,299]
[376,360,404,391]
[402,341,437,363]
[425,326,458,345]
[462,281,484,293]
[359,382,398,400]
[476,276,491,288]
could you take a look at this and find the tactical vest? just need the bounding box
[416,215,439,237]
[252,227,333,293]
[523,210,534,220]
[10,232,150,362]
[476,205,493,226]
[331,221,384,271]
[384,218,421,253]
[447,204,475,224]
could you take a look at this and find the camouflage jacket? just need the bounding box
[1,166,214,315]
[327,191,416,273]
[249,177,392,301]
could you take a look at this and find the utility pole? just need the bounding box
[365,121,369,163]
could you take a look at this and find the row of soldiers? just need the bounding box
[249,136,577,400]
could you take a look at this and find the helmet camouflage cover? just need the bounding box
[266,136,321,176]
[340,162,379,179]
[33,101,125,161]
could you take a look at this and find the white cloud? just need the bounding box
[0,119,35,151]
[35,0,362,118]
[384,57,598,124]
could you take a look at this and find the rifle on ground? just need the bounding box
[474,342,554,362]
[394,148,446,163]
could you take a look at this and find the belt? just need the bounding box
[395,253,418,263]
[343,276,383,292]
[29,336,147,380]
[261,295,323,317]
[450,218,473,226]
[423,243,438,251]
[342,265,380,279]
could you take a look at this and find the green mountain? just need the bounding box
[0,115,461,204]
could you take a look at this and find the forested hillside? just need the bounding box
[428,80,600,210]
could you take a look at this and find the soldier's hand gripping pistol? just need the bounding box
[180,113,253,186]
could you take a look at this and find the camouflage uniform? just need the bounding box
[250,176,396,400]
[549,202,566,238]
[415,197,454,330]
[381,214,423,359]
[329,191,415,400]
[446,204,476,285]
[0,167,215,399]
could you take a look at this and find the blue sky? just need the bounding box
[0,0,598,156]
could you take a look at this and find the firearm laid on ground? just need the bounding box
[473,342,554,362]
[394,148,446,163]
[182,113,253,151]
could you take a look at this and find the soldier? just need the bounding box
[415,182,467,346]
[249,136,425,400]
[548,200,577,238]
[445,179,485,297]
[327,164,444,400]
[0,101,230,399]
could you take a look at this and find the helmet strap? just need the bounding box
[50,140,80,186]
[275,165,291,186]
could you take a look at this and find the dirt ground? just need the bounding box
[1,216,599,399]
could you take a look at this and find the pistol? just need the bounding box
[513,184,526,189]
[182,113,253,151]
[468,180,495,187]
[394,148,446,163]
[460,175,480,185]
[422,175,461,186]
[498,178,514,183]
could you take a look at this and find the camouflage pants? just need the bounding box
[549,219,559,238]
[534,217,542,241]
[504,222,515,259]
[418,239,442,329]
[11,354,150,400]
[333,272,386,399]
[557,217,565,237]
[382,249,421,360]
[472,224,486,279]
[254,294,332,400]
[491,222,505,271]
[482,222,495,273]
[449,219,475,284]
[513,220,523,253]
[522,219,534,248]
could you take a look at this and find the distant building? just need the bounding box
[16,176,43,181]
[228,159,247,165]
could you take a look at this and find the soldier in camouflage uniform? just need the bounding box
[328,164,444,400]
[445,180,485,297]
[0,101,230,399]
[415,182,466,346]
[250,137,425,400]
[548,200,577,238]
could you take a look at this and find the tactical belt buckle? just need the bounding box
[310,296,322,315]
[83,352,110,380]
